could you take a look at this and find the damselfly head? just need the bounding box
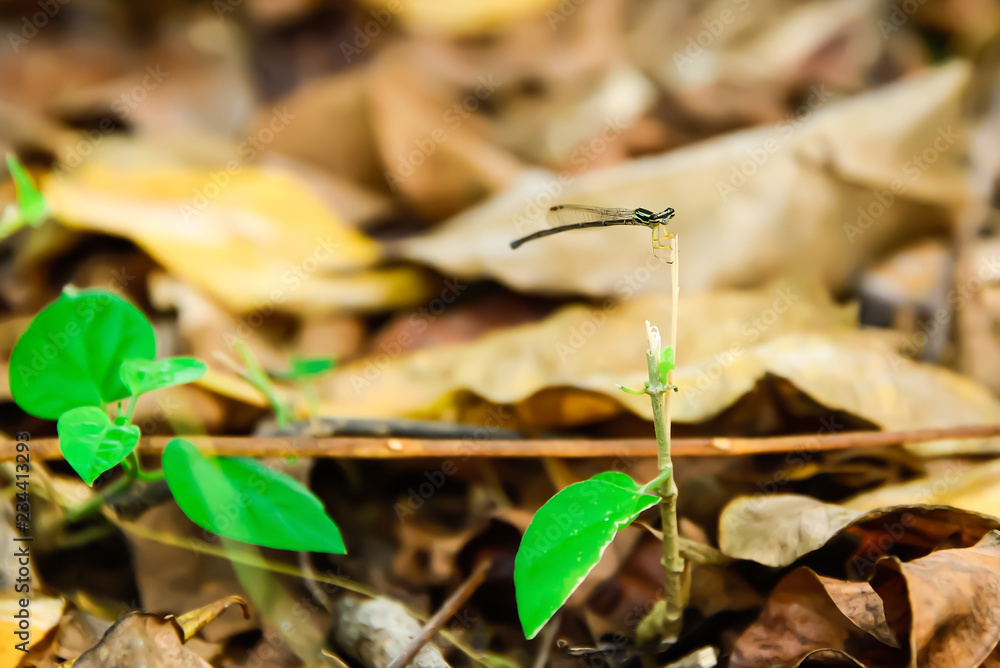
[655,208,675,222]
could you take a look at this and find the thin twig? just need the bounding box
[386,559,492,668]
[8,424,1000,461]
[108,513,488,665]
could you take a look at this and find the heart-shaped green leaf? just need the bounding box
[163,438,346,554]
[57,406,140,485]
[9,288,156,420]
[514,472,659,639]
[119,357,206,397]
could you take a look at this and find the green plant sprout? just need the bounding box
[215,347,338,429]
[1,153,52,239]
[513,235,687,643]
[271,356,338,418]
[9,287,345,554]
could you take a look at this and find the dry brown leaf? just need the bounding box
[730,568,900,668]
[844,458,1000,518]
[68,612,212,668]
[169,596,250,642]
[875,532,1000,667]
[52,19,255,139]
[398,62,968,298]
[720,495,863,568]
[748,332,1000,455]
[258,68,385,191]
[318,282,857,426]
[319,279,1000,444]
[122,504,258,643]
[720,494,1000,568]
[733,532,1000,667]
[43,156,429,314]
[629,0,886,125]
[488,63,658,167]
[368,47,523,219]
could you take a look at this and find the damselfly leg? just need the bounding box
[652,224,675,263]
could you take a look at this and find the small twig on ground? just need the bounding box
[386,559,492,668]
[10,423,1000,461]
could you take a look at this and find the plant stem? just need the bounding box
[63,474,132,523]
[123,450,165,482]
[637,236,686,644]
[123,395,138,424]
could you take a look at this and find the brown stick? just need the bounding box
[5,423,1000,461]
[386,559,492,668]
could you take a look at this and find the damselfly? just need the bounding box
[509,205,676,260]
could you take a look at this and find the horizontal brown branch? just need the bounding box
[4,423,1000,461]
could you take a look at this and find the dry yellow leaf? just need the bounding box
[319,282,857,426]
[756,333,1000,455]
[359,0,562,36]
[0,594,64,663]
[320,279,1000,448]
[44,160,429,314]
[398,62,968,298]
[844,458,1000,518]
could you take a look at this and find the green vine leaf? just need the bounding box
[9,288,156,419]
[162,438,346,554]
[120,357,206,398]
[57,406,140,485]
[513,471,659,639]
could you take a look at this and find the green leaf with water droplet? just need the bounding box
[514,471,659,639]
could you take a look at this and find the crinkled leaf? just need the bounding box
[514,472,658,639]
[162,438,345,554]
[120,357,206,397]
[57,406,140,485]
[9,288,156,420]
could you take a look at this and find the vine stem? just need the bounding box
[637,236,687,644]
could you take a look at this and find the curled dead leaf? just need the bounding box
[720,494,1000,569]
[733,532,1000,668]
[730,568,901,668]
